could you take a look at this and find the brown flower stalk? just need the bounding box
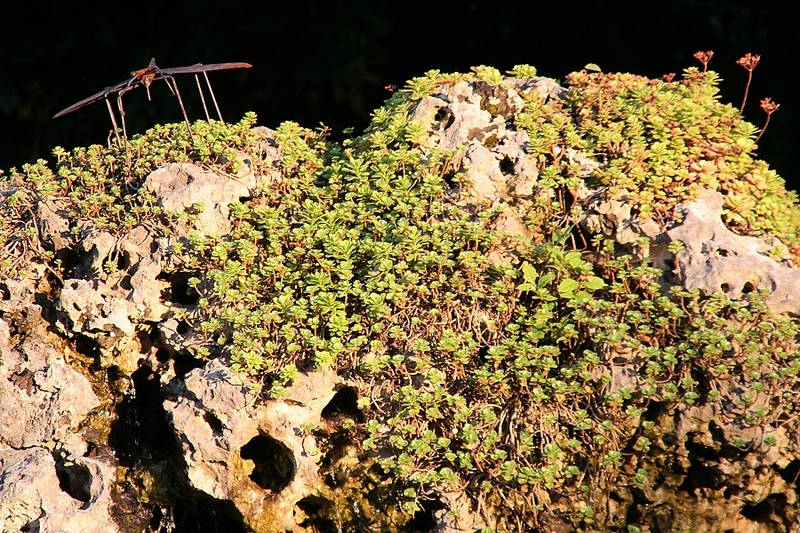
[737,53,761,113]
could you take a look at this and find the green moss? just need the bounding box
[3,64,799,530]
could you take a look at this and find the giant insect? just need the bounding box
[52,58,252,143]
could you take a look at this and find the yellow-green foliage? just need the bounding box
[2,65,799,530]
[0,116,260,276]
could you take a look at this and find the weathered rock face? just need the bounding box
[163,360,340,531]
[409,78,563,240]
[665,188,800,315]
[0,318,118,533]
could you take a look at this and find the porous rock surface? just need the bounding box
[666,188,800,314]
[0,318,118,533]
[1,77,799,532]
[163,359,340,531]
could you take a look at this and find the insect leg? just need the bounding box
[116,91,128,142]
[194,74,211,121]
[164,75,194,141]
[104,97,122,145]
[202,72,223,122]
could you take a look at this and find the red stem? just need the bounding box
[740,70,753,113]
[755,114,772,144]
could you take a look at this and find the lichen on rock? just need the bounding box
[1,63,800,532]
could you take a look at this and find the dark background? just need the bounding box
[1,0,796,190]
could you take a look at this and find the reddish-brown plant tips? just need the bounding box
[692,50,714,73]
[384,84,397,93]
[737,52,761,113]
[662,72,676,82]
[760,97,780,114]
[756,97,780,143]
[736,52,761,70]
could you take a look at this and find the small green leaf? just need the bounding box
[558,278,580,298]
[522,261,538,284]
[584,276,606,291]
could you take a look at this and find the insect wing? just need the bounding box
[52,78,134,118]
[159,62,252,76]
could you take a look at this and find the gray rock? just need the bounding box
[60,280,135,337]
[667,189,800,314]
[579,188,663,246]
[0,447,118,533]
[36,199,71,253]
[164,359,341,531]
[144,162,244,236]
[1,318,117,533]
[0,320,99,449]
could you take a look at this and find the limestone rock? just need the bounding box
[0,319,99,449]
[143,136,279,238]
[0,318,117,532]
[0,447,118,533]
[579,188,662,246]
[409,77,558,242]
[666,189,800,314]
[164,359,341,531]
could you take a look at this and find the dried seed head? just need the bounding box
[736,53,761,71]
[692,51,714,72]
[760,97,780,115]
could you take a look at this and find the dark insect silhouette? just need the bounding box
[53,58,252,143]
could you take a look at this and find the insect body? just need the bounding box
[53,58,252,143]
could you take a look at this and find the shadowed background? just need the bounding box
[1,0,796,189]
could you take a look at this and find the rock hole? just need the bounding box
[433,107,455,130]
[741,493,787,523]
[55,460,93,505]
[137,325,160,354]
[680,434,723,491]
[406,498,447,531]
[499,156,515,175]
[56,247,80,279]
[74,333,100,359]
[777,459,800,486]
[321,386,364,423]
[240,434,296,492]
[108,364,181,466]
[158,271,200,306]
[120,274,133,291]
[176,320,191,335]
[173,351,205,378]
[203,412,225,436]
[155,347,171,364]
[625,488,646,526]
[742,281,756,294]
[168,495,247,533]
[717,248,731,257]
[116,250,131,271]
[720,282,731,293]
[296,495,336,532]
[0,282,9,300]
